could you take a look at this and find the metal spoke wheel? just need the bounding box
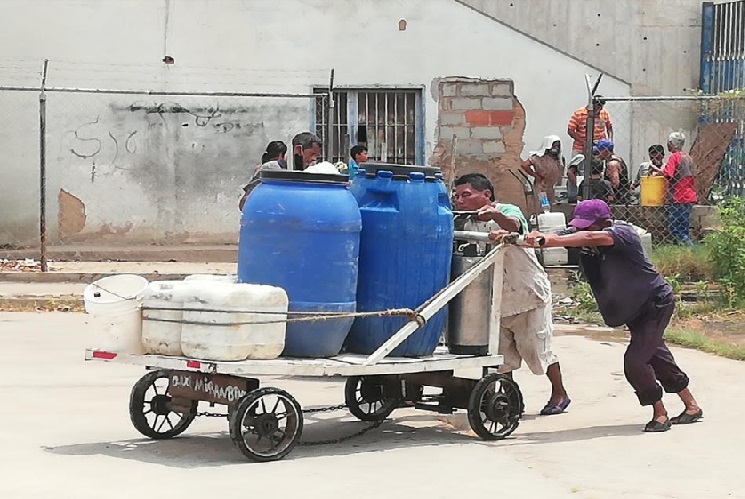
[467,373,523,440]
[344,375,403,422]
[129,370,197,440]
[229,387,303,462]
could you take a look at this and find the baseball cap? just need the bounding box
[595,139,614,151]
[569,200,613,229]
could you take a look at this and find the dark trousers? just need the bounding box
[624,293,690,406]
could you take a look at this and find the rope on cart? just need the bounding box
[140,307,423,327]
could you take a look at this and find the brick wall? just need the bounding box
[431,77,530,212]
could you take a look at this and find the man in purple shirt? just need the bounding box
[513,200,703,432]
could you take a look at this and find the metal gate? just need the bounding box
[700,0,745,197]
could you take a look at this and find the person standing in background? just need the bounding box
[239,140,288,211]
[520,135,565,209]
[632,144,665,192]
[566,154,584,203]
[596,139,631,204]
[653,132,697,246]
[567,96,613,157]
[348,144,369,180]
[291,132,323,171]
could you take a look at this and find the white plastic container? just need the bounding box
[181,283,289,361]
[141,281,194,356]
[537,212,569,266]
[183,274,237,283]
[84,274,149,354]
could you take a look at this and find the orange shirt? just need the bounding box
[568,107,612,151]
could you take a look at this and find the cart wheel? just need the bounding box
[129,370,197,440]
[467,373,523,440]
[344,375,402,422]
[229,387,303,462]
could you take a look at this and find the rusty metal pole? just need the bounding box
[582,74,603,200]
[39,59,49,272]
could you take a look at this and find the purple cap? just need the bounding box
[569,200,613,229]
[595,139,614,151]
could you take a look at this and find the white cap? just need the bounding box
[668,132,686,149]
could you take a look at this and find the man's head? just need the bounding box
[648,144,665,165]
[593,95,606,113]
[667,132,686,153]
[568,154,584,171]
[453,173,495,211]
[350,144,368,164]
[292,132,323,170]
[590,158,604,177]
[595,139,614,160]
[569,200,613,231]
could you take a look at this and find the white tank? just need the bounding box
[537,212,569,266]
[180,283,289,361]
[84,274,149,354]
[141,281,194,356]
[183,274,237,283]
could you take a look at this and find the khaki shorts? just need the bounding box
[498,303,558,375]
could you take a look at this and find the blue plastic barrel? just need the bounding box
[346,164,454,357]
[238,170,361,358]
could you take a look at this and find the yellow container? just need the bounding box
[640,175,666,206]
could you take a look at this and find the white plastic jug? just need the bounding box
[181,283,289,361]
[537,212,569,266]
[141,281,194,356]
[84,274,148,354]
[183,274,237,283]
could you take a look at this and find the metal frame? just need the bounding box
[86,242,508,374]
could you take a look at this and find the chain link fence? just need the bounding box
[571,95,745,246]
[0,84,330,268]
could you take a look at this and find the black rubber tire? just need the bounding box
[344,375,402,422]
[467,373,523,440]
[129,370,197,440]
[229,387,303,462]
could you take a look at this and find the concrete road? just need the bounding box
[0,313,741,499]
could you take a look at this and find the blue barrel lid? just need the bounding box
[359,162,441,177]
[260,169,348,185]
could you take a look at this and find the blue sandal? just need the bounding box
[539,397,571,415]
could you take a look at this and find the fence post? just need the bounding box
[700,2,715,94]
[39,59,49,272]
[327,68,335,162]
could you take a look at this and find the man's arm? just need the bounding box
[527,230,615,248]
[567,112,579,141]
[520,157,539,179]
[567,167,577,185]
[604,110,614,141]
[606,160,621,188]
[662,154,679,180]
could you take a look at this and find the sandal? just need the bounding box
[643,418,672,432]
[670,408,703,425]
[539,397,571,416]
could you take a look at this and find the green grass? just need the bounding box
[665,328,745,361]
[650,245,714,282]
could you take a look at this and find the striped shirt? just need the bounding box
[568,107,612,152]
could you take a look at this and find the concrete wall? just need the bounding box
[0,0,630,246]
[458,0,704,95]
[458,0,709,179]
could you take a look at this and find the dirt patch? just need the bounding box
[674,311,745,346]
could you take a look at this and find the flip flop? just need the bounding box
[539,397,571,416]
[670,408,703,425]
[644,418,672,432]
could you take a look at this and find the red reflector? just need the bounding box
[92,351,117,360]
[186,360,201,369]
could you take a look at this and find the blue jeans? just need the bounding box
[667,203,693,246]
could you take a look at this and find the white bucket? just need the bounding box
[538,212,569,266]
[84,274,148,354]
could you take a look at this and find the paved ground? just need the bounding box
[1,312,742,499]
